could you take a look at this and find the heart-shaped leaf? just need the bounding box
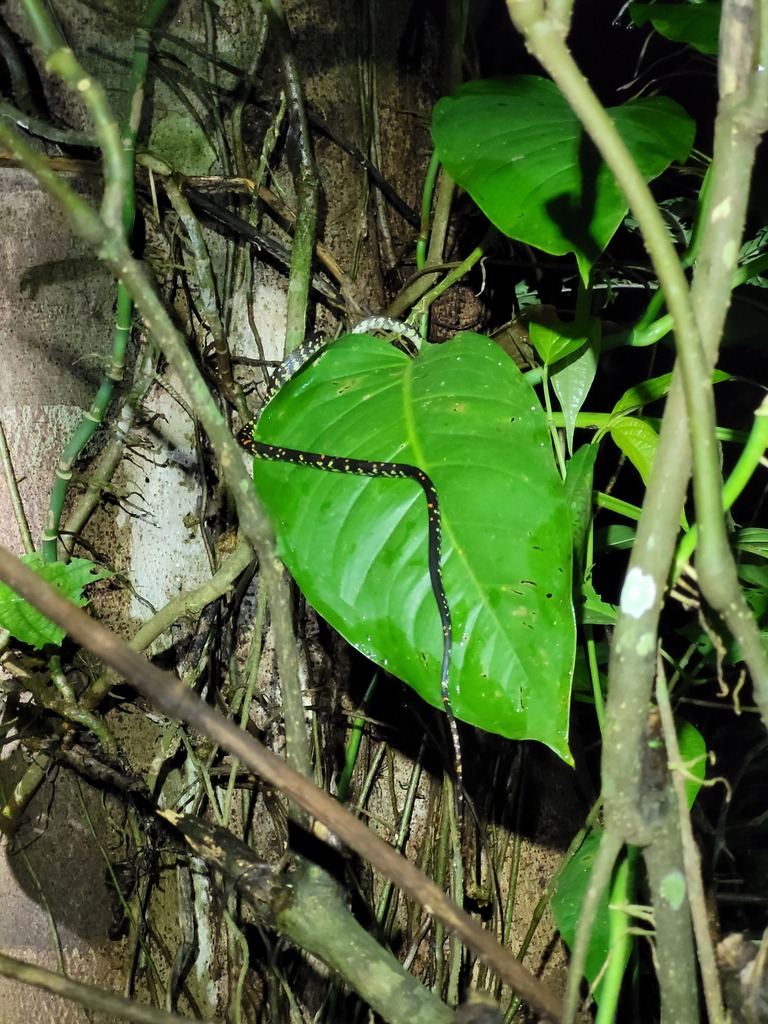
[250,332,576,761]
[431,77,695,281]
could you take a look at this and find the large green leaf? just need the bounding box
[431,77,695,280]
[629,2,721,55]
[251,332,575,760]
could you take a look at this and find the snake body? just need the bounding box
[238,319,461,814]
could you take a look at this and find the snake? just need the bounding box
[237,317,462,819]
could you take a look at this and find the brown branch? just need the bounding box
[0,951,210,1024]
[0,544,563,1024]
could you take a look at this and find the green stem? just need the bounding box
[594,847,636,1024]
[39,0,169,563]
[632,163,713,334]
[164,178,250,421]
[41,284,131,562]
[606,249,768,352]
[411,226,496,323]
[563,829,624,1024]
[675,393,768,573]
[417,168,457,336]
[686,4,768,718]
[0,420,34,553]
[61,342,157,556]
[260,0,319,355]
[337,673,378,804]
[417,151,441,271]
[541,369,567,478]
[236,1,320,788]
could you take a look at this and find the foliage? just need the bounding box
[251,330,575,758]
[1,2,768,1024]
[432,76,694,280]
[629,2,722,54]
[0,553,110,648]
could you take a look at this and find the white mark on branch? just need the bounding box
[712,197,732,222]
[637,632,655,657]
[620,567,656,619]
[660,870,686,911]
[723,240,737,266]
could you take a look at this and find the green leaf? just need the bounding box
[612,369,732,416]
[0,553,111,649]
[431,77,695,281]
[610,416,660,485]
[551,331,601,454]
[733,528,768,559]
[564,443,598,575]
[629,2,721,55]
[577,578,618,626]
[595,524,637,553]
[251,332,576,760]
[676,719,707,810]
[528,318,591,366]
[553,831,634,1005]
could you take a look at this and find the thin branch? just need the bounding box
[0,420,34,553]
[259,0,320,355]
[0,950,211,1024]
[561,828,623,1024]
[656,666,725,1024]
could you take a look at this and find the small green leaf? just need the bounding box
[610,416,660,485]
[734,528,768,558]
[595,524,637,553]
[0,553,111,649]
[551,329,601,454]
[432,77,695,280]
[564,444,598,574]
[629,2,721,55]
[529,318,591,366]
[577,578,618,626]
[676,720,708,810]
[613,370,731,416]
